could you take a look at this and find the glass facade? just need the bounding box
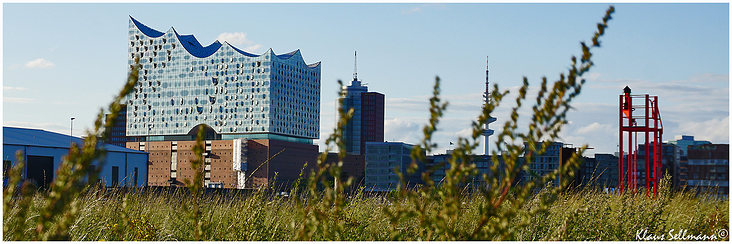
[126,17,321,141]
[342,79,367,154]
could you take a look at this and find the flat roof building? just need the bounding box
[3,127,148,188]
[364,141,422,191]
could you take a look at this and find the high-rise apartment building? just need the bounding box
[126,17,320,143]
[341,53,384,155]
[359,92,385,153]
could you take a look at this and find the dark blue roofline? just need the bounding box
[129,16,164,38]
[276,50,299,59]
[229,43,259,57]
[174,29,222,58]
[129,16,321,66]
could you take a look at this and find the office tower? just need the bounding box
[341,52,385,155]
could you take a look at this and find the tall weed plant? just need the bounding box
[3,57,140,240]
[293,5,616,241]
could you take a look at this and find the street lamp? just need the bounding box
[70,117,75,145]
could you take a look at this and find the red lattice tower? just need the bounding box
[619,86,663,196]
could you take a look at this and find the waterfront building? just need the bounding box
[124,17,321,189]
[126,16,321,143]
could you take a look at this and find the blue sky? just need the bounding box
[3,3,729,156]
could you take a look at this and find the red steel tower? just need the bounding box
[619,86,664,196]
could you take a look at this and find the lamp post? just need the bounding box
[70,117,75,145]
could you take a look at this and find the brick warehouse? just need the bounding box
[127,139,317,189]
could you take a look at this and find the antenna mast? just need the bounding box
[353,51,358,81]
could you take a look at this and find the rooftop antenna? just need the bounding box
[353,51,358,81]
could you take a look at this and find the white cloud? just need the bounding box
[4,97,35,103]
[676,116,729,143]
[3,86,28,91]
[386,97,428,111]
[577,122,614,135]
[217,32,263,53]
[454,128,473,139]
[384,117,424,144]
[584,73,602,81]
[243,44,263,53]
[217,32,251,45]
[24,58,55,68]
[679,73,728,84]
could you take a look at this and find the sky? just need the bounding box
[2,3,729,157]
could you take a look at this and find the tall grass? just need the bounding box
[3,179,727,241]
[4,5,728,241]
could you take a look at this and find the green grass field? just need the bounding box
[3,183,728,241]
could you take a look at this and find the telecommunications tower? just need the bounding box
[483,56,497,156]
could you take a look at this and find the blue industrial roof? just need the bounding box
[3,127,146,154]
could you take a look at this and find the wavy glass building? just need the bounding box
[126,17,321,143]
[123,17,321,189]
